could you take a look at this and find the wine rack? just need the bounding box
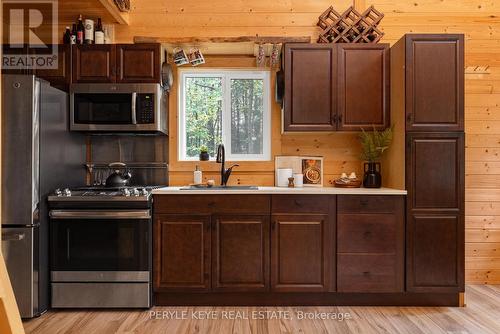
[317,5,385,44]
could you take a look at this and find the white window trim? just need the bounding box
[178,68,271,161]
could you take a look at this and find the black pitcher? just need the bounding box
[363,162,382,188]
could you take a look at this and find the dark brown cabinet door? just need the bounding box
[154,214,211,292]
[406,132,464,211]
[283,43,336,131]
[407,213,464,292]
[116,44,160,83]
[406,132,465,292]
[405,34,464,131]
[337,44,390,131]
[34,44,71,90]
[212,215,269,291]
[72,45,115,83]
[271,214,330,291]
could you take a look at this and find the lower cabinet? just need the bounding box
[336,196,405,292]
[153,195,408,296]
[154,214,211,291]
[406,213,464,292]
[212,215,269,291]
[271,214,331,292]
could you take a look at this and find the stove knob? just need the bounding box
[63,188,71,197]
[140,188,148,196]
[55,188,62,196]
[122,188,131,197]
[132,188,140,196]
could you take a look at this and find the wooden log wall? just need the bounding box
[57,0,500,284]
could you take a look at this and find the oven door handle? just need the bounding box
[49,210,151,219]
[131,92,137,125]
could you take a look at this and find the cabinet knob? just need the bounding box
[294,199,302,207]
[406,113,413,123]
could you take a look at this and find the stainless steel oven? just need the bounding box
[70,83,168,134]
[49,207,152,308]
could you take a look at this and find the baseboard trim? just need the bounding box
[154,292,460,307]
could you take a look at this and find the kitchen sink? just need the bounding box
[180,185,259,190]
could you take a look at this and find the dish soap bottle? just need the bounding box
[193,165,202,185]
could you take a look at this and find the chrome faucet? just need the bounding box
[216,144,239,186]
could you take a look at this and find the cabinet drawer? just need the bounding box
[337,214,397,253]
[154,195,270,214]
[271,195,331,214]
[337,254,403,292]
[337,195,402,214]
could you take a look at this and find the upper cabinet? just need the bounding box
[73,45,116,83]
[282,43,390,132]
[34,45,72,90]
[337,44,390,131]
[405,34,464,132]
[72,43,161,84]
[116,44,161,83]
[283,44,336,131]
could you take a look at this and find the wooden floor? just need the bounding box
[24,285,500,334]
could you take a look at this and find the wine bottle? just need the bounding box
[63,26,71,44]
[76,15,84,44]
[95,18,104,44]
[84,18,94,44]
[70,24,77,44]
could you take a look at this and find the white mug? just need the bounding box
[293,173,304,187]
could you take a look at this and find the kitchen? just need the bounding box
[0,1,499,334]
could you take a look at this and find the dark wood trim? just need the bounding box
[154,292,461,307]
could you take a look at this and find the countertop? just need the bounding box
[152,186,407,195]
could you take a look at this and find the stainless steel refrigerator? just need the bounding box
[1,75,85,318]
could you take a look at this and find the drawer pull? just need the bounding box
[363,231,372,237]
[359,199,369,206]
[208,202,215,207]
[362,271,370,275]
[294,200,302,207]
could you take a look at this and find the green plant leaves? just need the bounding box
[359,126,393,162]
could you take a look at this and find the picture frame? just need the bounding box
[275,155,324,187]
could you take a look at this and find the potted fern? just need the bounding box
[359,126,393,188]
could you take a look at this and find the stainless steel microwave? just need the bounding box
[70,83,168,134]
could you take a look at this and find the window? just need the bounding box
[178,69,271,161]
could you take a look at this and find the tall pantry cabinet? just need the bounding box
[392,34,465,293]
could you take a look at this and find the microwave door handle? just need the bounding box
[131,92,137,125]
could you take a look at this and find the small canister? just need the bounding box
[293,173,304,187]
